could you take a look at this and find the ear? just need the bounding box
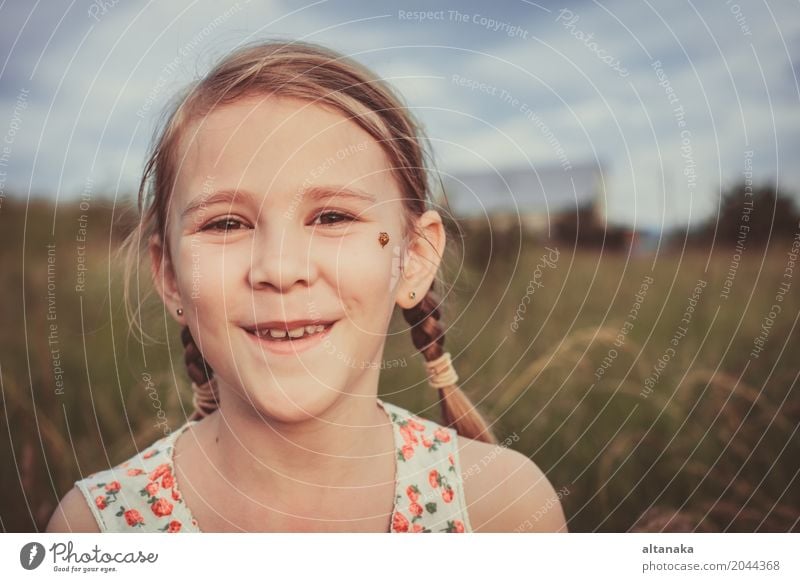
[395,210,446,309]
[148,234,186,325]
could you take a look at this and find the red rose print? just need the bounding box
[171,487,181,501]
[399,425,418,445]
[407,418,425,431]
[409,502,423,517]
[104,481,121,494]
[442,486,454,503]
[145,481,159,497]
[429,469,440,488]
[454,520,465,533]
[127,468,144,476]
[401,444,414,460]
[124,509,144,527]
[161,473,174,489]
[95,496,107,510]
[151,498,174,517]
[412,524,423,532]
[148,463,170,481]
[406,485,419,502]
[392,512,409,533]
[143,450,157,459]
[422,437,433,449]
[448,453,455,466]
[167,520,182,533]
[434,428,451,443]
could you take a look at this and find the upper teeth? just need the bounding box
[253,324,327,339]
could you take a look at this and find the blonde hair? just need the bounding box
[120,39,496,444]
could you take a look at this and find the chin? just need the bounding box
[239,378,344,424]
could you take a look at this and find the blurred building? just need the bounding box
[439,161,651,252]
[438,162,606,239]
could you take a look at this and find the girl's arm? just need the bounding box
[45,486,100,533]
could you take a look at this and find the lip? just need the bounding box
[242,319,336,332]
[243,321,336,355]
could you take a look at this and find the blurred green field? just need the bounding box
[1,197,798,532]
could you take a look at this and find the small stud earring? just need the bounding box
[409,291,416,300]
[378,232,389,247]
[176,308,184,316]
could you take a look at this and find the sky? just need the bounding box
[0,0,798,230]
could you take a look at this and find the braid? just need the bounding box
[402,285,497,444]
[180,326,219,421]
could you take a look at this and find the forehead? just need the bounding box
[174,95,398,205]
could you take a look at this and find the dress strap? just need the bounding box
[74,422,200,532]
[378,399,472,533]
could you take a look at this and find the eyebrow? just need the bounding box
[181,185,377,219]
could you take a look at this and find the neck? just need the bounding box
[206,377,393,498]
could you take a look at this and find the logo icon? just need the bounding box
[19,542,46,570]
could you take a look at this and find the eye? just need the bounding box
[312,211,356,227]
[200,217,247,232]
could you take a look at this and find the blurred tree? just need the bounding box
[553,200,629,250]
[687,182,800,247]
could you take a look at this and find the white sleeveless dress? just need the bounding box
[74,399,473,533]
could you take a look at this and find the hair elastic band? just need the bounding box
[191,380,218,417]
[424,351,459,389]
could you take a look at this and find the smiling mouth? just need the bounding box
[243,322,336,342]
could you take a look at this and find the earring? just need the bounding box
[408,291,416,300]
[378,232,389,247]
[176,308,184,316]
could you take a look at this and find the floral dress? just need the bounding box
[74,399,473,533]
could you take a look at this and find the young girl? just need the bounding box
[47,40,566,533]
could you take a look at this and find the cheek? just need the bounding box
[324,237,398,324]
[174,243,245,313]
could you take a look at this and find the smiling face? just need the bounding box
[149,95,445,422]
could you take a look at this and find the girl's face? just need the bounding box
[152,95,444,422]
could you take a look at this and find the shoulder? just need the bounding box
[47,427,188,534]
[456,434,568,532]
[46,486,100,533]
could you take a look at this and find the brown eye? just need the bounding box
[313,211,355,226]
[202,218,245,232]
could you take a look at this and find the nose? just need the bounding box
[246,219,318,292]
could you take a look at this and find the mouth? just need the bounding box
[241,319,337,353]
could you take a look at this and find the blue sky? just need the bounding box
[1,0,798,229]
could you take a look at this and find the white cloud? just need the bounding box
[1,0,797,229]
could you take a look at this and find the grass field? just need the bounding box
[1,197,798,532]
